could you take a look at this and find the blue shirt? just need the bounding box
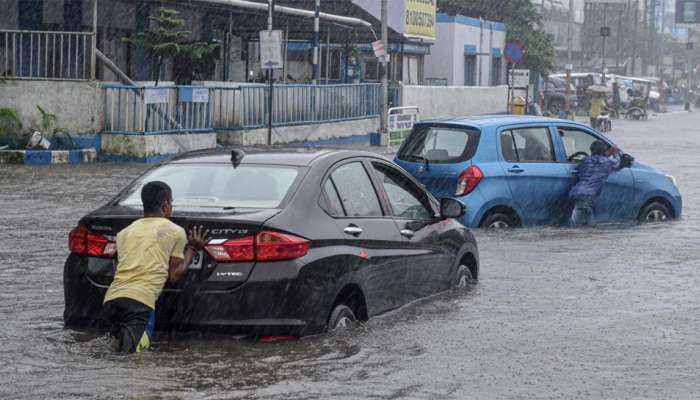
[569,154,621,199]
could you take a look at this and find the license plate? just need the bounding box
[189,250,204,270]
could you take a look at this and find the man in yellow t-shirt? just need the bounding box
[101,181,208,353]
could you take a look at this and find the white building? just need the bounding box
[423,14,507,86]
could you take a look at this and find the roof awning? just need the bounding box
[194,0,376,36]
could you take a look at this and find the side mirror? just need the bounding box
[620,153,635,168]
[440,197,465,219]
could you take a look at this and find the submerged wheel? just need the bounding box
[480,212,517,229]
[328,304,357,331]
[639,201,672,223]
[453,265,475,289]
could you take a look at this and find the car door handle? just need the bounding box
[400,229,415,239]
[507,166,524,173]
[343,225,363,236]
[570,169,579,175]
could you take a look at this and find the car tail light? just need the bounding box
[69,225,116,258]
[205,237,255,262]
[255,231,310,261]
[456,165,483,196]
[205,231,310,262]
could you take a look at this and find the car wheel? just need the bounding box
[480,212,516,229]
[453,265,474,289]
[639,202,672,223]
[328,304,357,331]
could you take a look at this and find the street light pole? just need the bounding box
[380,0,388,140]
[565,0,573,117]
[312,0,319,84]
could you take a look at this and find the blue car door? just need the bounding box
[498,125,572,225]
[554,125,636,222]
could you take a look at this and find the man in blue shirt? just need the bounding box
[569,140,621,227]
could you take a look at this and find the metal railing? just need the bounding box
[1,30,94,80]
[104,83,381,135]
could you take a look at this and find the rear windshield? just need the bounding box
[119,164,299,209]
[397,125,480,164]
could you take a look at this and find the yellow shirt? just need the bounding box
[590,97,605,118]
[104,218,187,309]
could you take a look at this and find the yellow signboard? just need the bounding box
[404,0,436,40]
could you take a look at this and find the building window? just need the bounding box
[464,55,476,86]
[364,57,379,81]
[491,57,502,86]
[320,48,342,81]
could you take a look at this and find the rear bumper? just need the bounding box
[63,254,330,336]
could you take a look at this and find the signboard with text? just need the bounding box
[508,69,530,88]
[144,88,169,104]
[676,0,700,24]
[404,0,436,41]
[259,30,284,70]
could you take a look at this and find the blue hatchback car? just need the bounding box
[394,116,682,228]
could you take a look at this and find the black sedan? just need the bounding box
[64,149,479,337]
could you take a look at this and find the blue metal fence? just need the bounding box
[103,83,380,135]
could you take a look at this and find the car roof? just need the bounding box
[415,115,581,129]
[167,147,390,166]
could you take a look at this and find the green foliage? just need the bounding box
[0,107,24,149]
[122,7,219,84]
[437,0,556,75]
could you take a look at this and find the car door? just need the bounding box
[322,160,409,314]
[554,125,636,222]
[369,161,453,299]
[498,125,572,225]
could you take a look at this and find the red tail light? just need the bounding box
[205,237,255,262]
[205,231,310,262]
[256,231,310,261]
[456,165,483,196]
[69,225,116,258]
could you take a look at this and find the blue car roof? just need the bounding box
[415,115,580,129]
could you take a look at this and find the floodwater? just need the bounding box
[1,109,699,399]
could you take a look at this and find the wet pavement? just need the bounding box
[1,109,700,399]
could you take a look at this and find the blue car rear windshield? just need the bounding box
[119,164,299,209]
[397,125,480,164]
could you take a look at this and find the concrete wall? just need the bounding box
[401,84,508,119]
[0,80,103,135]
[425,15,507,86]
[101,132,217,159]
[218,117,379,146]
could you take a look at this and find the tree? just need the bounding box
[437,0,556,76]
[123,8,219,85]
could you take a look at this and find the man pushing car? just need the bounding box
[569,140,622,227]
[100,181,209,353]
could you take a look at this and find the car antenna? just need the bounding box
[231,149,245,168]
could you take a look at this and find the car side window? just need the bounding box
[329,162,383,217]
[500,127,555,162]
[558,127,599,162]
[371,162,434,220]
[321,179,345,217]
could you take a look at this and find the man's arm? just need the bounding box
[168,225,209,283]
[607,145,622,169]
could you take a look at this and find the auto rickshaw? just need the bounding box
[618,76,654,120]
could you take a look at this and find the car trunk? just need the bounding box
[81,205,281,291]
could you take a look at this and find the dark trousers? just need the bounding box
[570,196,595,227]
[100,297,155,353]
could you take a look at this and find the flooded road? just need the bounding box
[2,109,699,399]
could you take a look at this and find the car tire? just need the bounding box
[639,201,672,223]
[453,265,475,289]
[328,304,357,331]
[480,212,517,229]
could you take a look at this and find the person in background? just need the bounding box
[569,140,622,227]
[589,92,606,129]
[100,181,209,353]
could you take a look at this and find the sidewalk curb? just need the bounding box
[0,148,97,164]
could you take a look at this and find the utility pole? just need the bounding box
[631,0,639,75]
[312,0,319,84]
[380,0,388,140]
[91,0,98,81]
[565,0,573,117]
[267,0,274,145]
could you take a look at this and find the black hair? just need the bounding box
[590,140,609,156]
[141,181,172,214]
